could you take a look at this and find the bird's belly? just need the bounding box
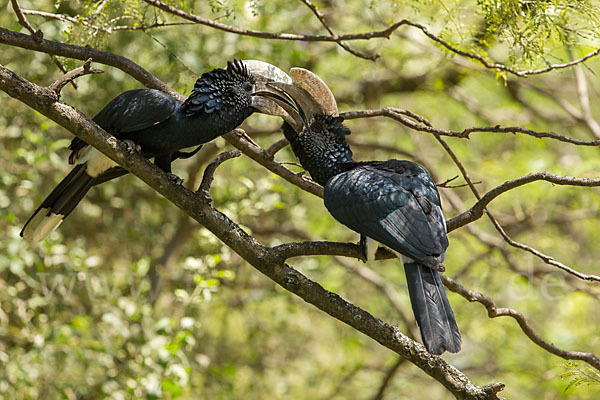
[123,117,226,156]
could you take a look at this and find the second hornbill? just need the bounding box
[21,60,294,242]
[269,70,461,354]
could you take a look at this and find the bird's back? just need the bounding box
[324,160,448,268]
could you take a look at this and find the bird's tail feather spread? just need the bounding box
[21,164,94,242]
[404,262,461,354]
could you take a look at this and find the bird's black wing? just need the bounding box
[324,160,447,266]
[325,160,460,354]
[68,89,177,163]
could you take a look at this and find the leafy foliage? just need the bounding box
[562,362,600,391]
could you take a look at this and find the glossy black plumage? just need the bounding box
[283,116,461,354]
[324,161,447,270]
[22,61,260,241]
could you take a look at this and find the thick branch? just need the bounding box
[0,63,504,400]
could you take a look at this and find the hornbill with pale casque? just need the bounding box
[267,70,461,354]
[21,60,295,242]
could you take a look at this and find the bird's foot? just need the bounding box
[166,173,184,186]
[123,139,141,155]
[358,236,368,263]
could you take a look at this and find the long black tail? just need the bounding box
[404,262,461,354]
[21,164,95,242]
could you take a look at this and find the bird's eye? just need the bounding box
[242,82,253,92]
[311,121,323,133]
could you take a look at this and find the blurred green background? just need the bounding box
[1,0,600,398]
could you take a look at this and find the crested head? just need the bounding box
[181,59,256,117]
[283,114,354,186]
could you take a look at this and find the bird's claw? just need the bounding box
[166,173,184,186]
[241,132,260,147]
[123,139,141,155]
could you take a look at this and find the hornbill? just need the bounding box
[268,70,461,354]
[21,60,294,242]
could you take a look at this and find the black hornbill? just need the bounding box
[21,60,294,242]
[269,71,461,354]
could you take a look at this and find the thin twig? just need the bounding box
[48,58,104,96]
[198,150,242,193]
[264,137,289,158]
[22,9,196,34]
[142,0,600,74]
[342,108,600,146]
[10,0,36,34]
[142,0,403,42]
[399,19,600,77]
[371,358,407,400]
[299,0,378,60]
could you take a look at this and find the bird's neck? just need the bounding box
[306,152,355,186]
[284,126,355,186]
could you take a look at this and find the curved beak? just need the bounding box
[240,62,338,135]
[238,60,302,125]
[249,82,304,128]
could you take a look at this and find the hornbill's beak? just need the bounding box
[236,60,300,122]
[256,67,338,133]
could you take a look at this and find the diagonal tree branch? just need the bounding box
[224,129,324,197]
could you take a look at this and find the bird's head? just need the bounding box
[182,59,299,120]
[262,68,354,185]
